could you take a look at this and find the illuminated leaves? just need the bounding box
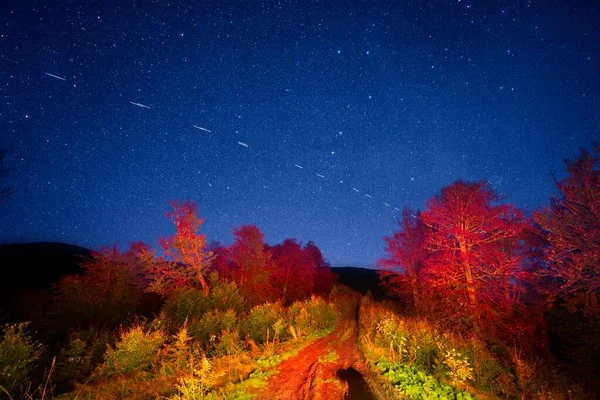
[534,145,600,310]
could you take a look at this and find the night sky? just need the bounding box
[1,1,598,267]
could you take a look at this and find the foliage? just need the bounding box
[378,207,427,311]
[146,201,215,297]
[226,225,275,307]
[0,322,42,394]
[435,342,474,386]
[286,296,339,339]
[215,226,335,307]
[244,302,285,344]
[208,272,245,313]
[270,239,316,304]
[189,309,239,352]
[172,355,218,400]
[52,243,147,330]
[161,322,196,374]
[54,336,92,390]
[377,361,474,400]
[164,287,212,328]
[100,324,166,375]
[419,180,527,335]
[359,297,496,398]
[534,144,600,311]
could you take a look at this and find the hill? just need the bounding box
[330,266,385,299]
[0,242,90,293]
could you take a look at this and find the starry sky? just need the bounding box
[1,0,598,267]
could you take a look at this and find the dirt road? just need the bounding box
[254,304,373,400]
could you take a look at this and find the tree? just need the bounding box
[304,241,336,296]
[534,144,600,311]
[378,208,427,311]
[146,201,214,297]
[270,239,316,304]
[52,243,148,330]
[420,180,525,333]
[227,225,274,306]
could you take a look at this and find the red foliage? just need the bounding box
[146,201,214,296]
[270,239,316,304]
[378,208,427,310]
[534,145,600,311]
[419,181,528,334]
[53,242,149,329]
[227,225,275,306]
[305,241,336,296]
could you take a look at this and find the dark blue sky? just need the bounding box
[1,1,598,267]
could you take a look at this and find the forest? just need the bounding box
[0,143,599,399]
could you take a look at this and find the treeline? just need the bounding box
[50,202,336,333]
[377,143,600,394]
[0,201,339,397]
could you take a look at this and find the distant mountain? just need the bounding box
[0,242,91,294]
[331,266,385,299]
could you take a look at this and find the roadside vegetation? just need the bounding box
[0,201,338,399]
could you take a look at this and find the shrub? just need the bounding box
[164,287,211,329]
[100,324,166,375]
[208,273,244,313]
[245,302,285,344]
[54,336,92,390]
[216,330,242,356]
[287,302,312,338]
[0,322,42,394]
[161,323,197,375]
[304,296,339,332]
[172,355,218,400]
[436,344,473,386]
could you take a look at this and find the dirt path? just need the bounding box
[254,303,369,400]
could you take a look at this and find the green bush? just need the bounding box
[0,322,42,394]
[216,330,242,356]
[55,336,92,390]
[245,302,285,344]
[101,324,166,375]
[287,302,311,338]
[207,273,244,313]
[164,287,211,329]
[286,297,339,339]
[160,323,199,376]
[304,296,339,333]
[189,311,220,346]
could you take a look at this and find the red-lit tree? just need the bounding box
[270,239,316,304]
[534,145,600,311]
[228,225,274,306]
[207,241,231,277]
[145,201,214,297]
[420,181,526,333]
[304,241,336,296]
[53,243,148,329]
[378,208,427,311]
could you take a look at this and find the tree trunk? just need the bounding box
[459,239,476,307]
[199,273,209,297]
